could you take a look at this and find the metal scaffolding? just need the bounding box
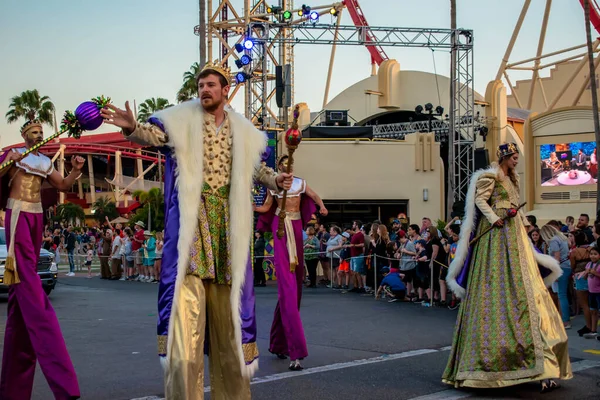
[206,1,475,201]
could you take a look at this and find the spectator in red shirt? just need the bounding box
[349,220,366,293]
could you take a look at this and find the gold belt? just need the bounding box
[7,198,43,213]
[275,208,301,220]
[275,208,301,272]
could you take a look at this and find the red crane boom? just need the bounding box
[342,0,389,66]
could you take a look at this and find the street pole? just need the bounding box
[447,0,457,220]
[199,0,207,65]
[584,0,600,218]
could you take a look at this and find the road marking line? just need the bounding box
[131,347,448,399]
[583,349,600,355]
[406,360,600,400]
[130,354,600,400]
[406,390,469,400]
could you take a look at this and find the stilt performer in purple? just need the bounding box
[256,107,328,370]
[0,115,84,400]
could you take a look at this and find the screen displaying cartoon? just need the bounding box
[540,141,597,186]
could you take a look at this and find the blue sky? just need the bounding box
[0,0,587,146]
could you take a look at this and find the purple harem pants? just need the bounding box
[0,207,80,400]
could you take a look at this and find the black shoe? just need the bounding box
[448,301,460,311]
[276,353,287,359]
[577,325,591,337]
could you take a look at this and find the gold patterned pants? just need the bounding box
[166,274,251,400]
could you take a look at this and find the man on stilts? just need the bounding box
[256,144,328,370]
[102,61,292,400]
[0,115,83,400]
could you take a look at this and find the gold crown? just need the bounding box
[496,142,519,159]
[201,60,232,84]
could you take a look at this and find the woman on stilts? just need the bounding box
[444,143,572,393]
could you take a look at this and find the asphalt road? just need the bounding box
[1,274,600,400]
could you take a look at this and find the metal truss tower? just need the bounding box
[206,1,475,201]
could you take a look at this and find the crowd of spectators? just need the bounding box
[42,217,163,283]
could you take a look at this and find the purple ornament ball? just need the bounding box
[75,101,103,131]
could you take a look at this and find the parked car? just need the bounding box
[0,227,58,295]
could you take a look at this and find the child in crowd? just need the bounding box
[375,266,406,303]
[337,232,352,290]
[85,244,93,279]
[579,247,600,340]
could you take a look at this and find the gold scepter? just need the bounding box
[277,105,302,239]
[469,202,527,246]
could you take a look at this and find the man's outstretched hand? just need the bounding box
[101,101,136,133]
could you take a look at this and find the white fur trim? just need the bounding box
[159,355,168,373]
[533,248,563,286]
[153,100,266,379]
[227,110,268,378]
[446,165,499,299]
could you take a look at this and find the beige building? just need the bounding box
[293,133,443,225]
[288,59,485,226]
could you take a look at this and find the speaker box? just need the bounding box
[474,148,489,170]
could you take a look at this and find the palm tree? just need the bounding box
[132,188,165,230]
[177,62,201,103]
[5,89,55,127]
[55,203,85,226]
[137,97,173,122]
[92,197,119,223]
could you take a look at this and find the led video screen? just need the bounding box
[540,141,597,186]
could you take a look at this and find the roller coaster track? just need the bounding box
[343,0,389,65]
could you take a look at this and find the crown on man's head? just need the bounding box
[20,110,43,135]
[200,60,232,84]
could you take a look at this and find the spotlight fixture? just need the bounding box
[235,72,251,84]
[309,11,319,21]
[415,105,424,114]
[240,54,252,65]
[424,103,433,112]
[283,10,292,20]
[435,105,444,115]
[243,39,254,50]
[329,7,338,16]
[235,59,244,68]
[234,43,244,53]
[302,5,311,15]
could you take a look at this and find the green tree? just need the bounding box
[177,62,200,103]
[5,89,55,127]
[132,188,165,231]
[137,97,173,123]
[92,197,119,223]
[55,202,85,225]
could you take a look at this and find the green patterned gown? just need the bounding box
[442,171,572,388]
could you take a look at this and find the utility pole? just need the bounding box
[199,0,207,65]
[584,0,600,218]
[446,0,457,220]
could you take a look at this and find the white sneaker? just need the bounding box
[65,272,75,277]
[119,276,126,281]
[137,275,145,282]
[146,276,153,283]
[583,332,598,339]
